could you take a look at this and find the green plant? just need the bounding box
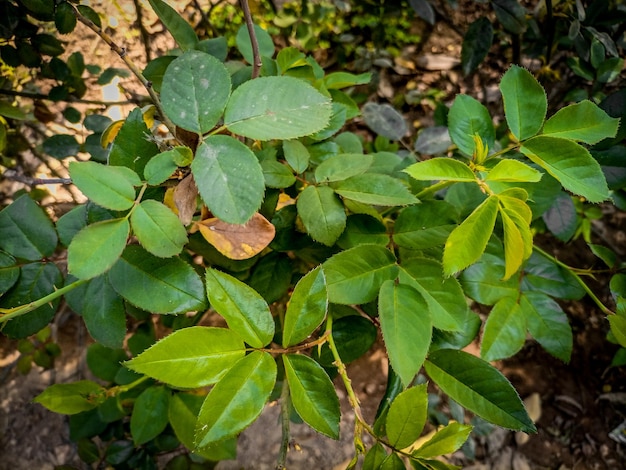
[1,1,625,469]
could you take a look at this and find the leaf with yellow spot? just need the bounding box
[100,120,125,148]
[197,213,275,260]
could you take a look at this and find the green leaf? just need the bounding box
[492,0,527,34]
[481,296,526,361]
[323,245,398,304]
[68,218,130,280]
[447,95,495,156]
[248,253,292,303]
[486,159,542,183]
[542,100,620,144]
[283,140,310,174]
[143,56,175,93]
[283,354,340,439]
[108,245,206,314]
[609,315,626,348]
[520,135,609,202]
[362,102,408,141]
[144,146,193,185]
[337,214,388,249]
[412,422,473,458]
[169,393,237,460]
[0,194,58,260]
[324,71,371,89]
[296,185,346,246]
[386,384,429,448]
[225,76,331,140]
[314,153,373,183]
[0,251,19,295]
[43,134,79,159]
[499,206,530,280]
[205,268,274,348]
[314,316,377,366]
[521,252,585,300]
[66,275,126,348]
[520,292,572,362]
[130,200,188,257]
[460,252,519,305]
[282,267,328,347]
[86,344,127,382]
[34,380,104,415]
[236,24,275,63]
[192,135,265,224]
[393,201,457,250]
[379,281,432,387]
[195,351,277,447]
[399,259,469,332]
[0,262,63,339]
[69,161,137,211]
[404,158,476,182]
[131,386,170,445]
[261,160,296,188]
[161,51,231,134]
[333,174,419,206]
[500,65,546,141]
[363,443,388,470]
[195,37,228,62]
[443,195,499,276]
[597,57,624,84]
[125,326,245,387]
[425,349,536,432]
[461,17,493,76]
[108,108,159,178]
[147,0,198,50]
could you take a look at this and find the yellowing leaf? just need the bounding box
[197,213,275,260]
[100,119,125,148]
[141,104,157,129]
[276,193,296,210]
[173,174,198,225]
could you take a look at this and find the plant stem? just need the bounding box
[3,170,72,186]
[276,378,291,470]
[533,245,615,316]
[0,89,140,106]
[240,0,262,78]
[415,180,454,199]
[0,278,89,324]
[110,375,150,396]
[132,0,152,62]
[72,5,178,137]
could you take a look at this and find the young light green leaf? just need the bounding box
[130,200,188,257]
[609,315,626,349]
[144,146,193,185]
[520,135,609,203]
[404,158,476,182]
[282,267,328,347]
[486,159,542,183]
[425,349,536,432]
[443,195,499,276]
[323,244,398,304]
[500,65,546,141]
[130,386,170,445]
[161,51,231,134]
[283,140,310,174]
[461,17,493,76]
[195,351,277,447]
[333,174,419,206]
[447,95,495,156]
[324,71,371,89]
[125,327,245,388]
[412,422,473,458]
[225,76,332,140]
[283,354,340,439]
[385,384,429,449]
[481,296,526,361]
[379,281,432,387]
[0,194,58,260]
[0,262,62,339]
[296,185,346,246]
[147,0,198,50]
[108,245,206,313]
[34,380,104,415]
[192,135,265,224]
[205,268,274,348]
[542,100,620,144]
[314,153,373,183]
[67,218,129,280]
[236,24,275,64]
[69,161,137,211]
[499,208,526,280]
[519,292,572,362]
[399,259,469,332]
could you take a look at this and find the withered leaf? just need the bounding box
[174,174,198,225]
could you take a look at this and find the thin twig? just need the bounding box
[239,0,262,78]
[2,170,72,186]
[72,5,178,137]
[276,379,291,470]
[192,0,217,36]
[0,88,140,106]
[132,0,152,62]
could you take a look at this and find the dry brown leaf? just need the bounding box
[196,213,276,260]
[174,174,198,225]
